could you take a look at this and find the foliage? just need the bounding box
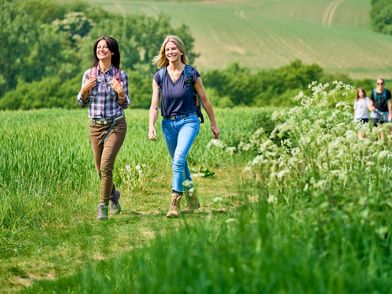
[370,0,392,35]
[0,0,380,110]
[0,0,195,108]
[203,60,353,107]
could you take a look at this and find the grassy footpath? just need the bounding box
[0,107,269,292]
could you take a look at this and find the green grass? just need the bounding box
[0,107,270,292]
[65,0,392,79]
[16,83,392,293]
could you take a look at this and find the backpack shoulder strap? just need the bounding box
[113,66,121,81]
[89,65,99,78]
[184,64,192,81]
[184,64,204,123]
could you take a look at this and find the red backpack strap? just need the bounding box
[113,67,121,82]
[89,65,98,78]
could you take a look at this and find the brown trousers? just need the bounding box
[89,117,127,204]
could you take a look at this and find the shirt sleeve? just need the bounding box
[153,71,160,84]
[387,89,392,100]
[119,70,130,109]
[77,69,92,107]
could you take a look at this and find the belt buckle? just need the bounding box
[91,118,112,125]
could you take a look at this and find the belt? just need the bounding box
[89,115,124,125]
[164,113,195,121]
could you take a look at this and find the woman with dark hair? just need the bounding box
[77,36,130,220]
[148,35,220,218]
[354,88,371,123]
[354,87,371,139]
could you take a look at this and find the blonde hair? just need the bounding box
[152,35,189,68]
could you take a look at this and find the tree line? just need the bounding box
[0,0,375,110]
[370,0,392,35]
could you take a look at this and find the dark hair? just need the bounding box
[92,36,120,68]
[356,87,366,100]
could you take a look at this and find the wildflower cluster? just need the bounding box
[210,81,392,237]
[117,162,147,192]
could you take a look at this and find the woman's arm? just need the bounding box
[194,77,220,139]
[148,80,160,141]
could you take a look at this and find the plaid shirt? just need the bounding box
[77,65,130,118]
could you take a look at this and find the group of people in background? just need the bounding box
[354,78,392,139]
[77,35,219,221]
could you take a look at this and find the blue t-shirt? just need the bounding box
[154,65,200,118]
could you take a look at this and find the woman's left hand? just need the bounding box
[211,125,220,139]
[110,78,124,96]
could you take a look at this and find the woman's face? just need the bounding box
[165,41,182,63]
[358,89,365,98]
[96,39,112,62]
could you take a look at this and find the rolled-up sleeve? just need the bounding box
[77,70,92,107]
[119,71,130,109]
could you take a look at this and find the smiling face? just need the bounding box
[376,79,385,92]
[96,39,112,62]
[165,41,183,63]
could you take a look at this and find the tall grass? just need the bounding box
[23,83,392,292]
[0,107,270,258]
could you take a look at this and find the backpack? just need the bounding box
[372,88,387,107]
[157,64,204,123]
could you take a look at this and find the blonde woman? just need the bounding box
[148,35,220,217]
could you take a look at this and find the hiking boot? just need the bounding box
[110,190,121,214]
[183,190,200,213]
[97,203,108,221]
[166,193,182,218]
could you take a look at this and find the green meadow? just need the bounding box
[2,83,392,292]
[0,107,269,292]
[75,0,392,78]
[2,0,392,292]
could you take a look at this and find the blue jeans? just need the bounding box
[162,113,200,193]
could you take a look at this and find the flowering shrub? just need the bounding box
[210,81,392,241]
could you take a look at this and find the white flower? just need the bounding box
[125,164,131,172]
[266,194,277,204]
[378,150,391,159]
[207,139,225,149]
[243,165,252,173]
[225,146,236,155]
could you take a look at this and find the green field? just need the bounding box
[73,0,392,79]
[2,83,392,292]
[0,107,268,292]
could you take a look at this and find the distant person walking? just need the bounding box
[77,36,130,220]
[148,35,220,218]
[353,88,371,138]
[370,78,392,140]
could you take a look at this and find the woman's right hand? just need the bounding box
[148,126,157,141]
[82,76,97,94]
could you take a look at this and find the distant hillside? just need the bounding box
[80,0,392,78]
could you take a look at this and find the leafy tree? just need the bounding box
[370,0,392,35]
